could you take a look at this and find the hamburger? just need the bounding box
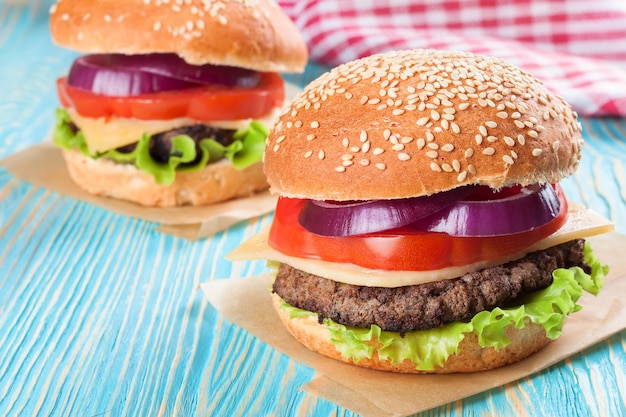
[229,49,613,373]
[48,0,307,207]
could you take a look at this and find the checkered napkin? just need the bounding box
[278,0,626,116]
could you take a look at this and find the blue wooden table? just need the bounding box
[1,2,625,416]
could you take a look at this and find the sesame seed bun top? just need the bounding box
[49,0,308,74]
[263,49,583,200]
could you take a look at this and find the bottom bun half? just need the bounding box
[62,149,269,207]
[271,293,552,374]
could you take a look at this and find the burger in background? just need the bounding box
[230,49,613,373]
[49,0,307,207]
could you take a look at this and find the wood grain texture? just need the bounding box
[1,1,625,416]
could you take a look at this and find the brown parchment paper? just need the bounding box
[200,232,626,417]
[0,143,277,240]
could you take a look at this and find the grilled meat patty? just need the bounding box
[272,239,589,334]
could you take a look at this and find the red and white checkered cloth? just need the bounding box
[278,0,626,117]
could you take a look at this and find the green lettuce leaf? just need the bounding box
[53,108,90,155]
[53,108,268,185]
[279,243,607,371]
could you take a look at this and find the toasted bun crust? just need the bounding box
[62,149,269,207]
[264,49,583,200]
[49,0,307,73]
[272,293,551,373]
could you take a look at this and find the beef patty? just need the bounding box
[272,239,589,334]
[115,124,236,164]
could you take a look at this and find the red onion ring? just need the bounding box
[298,186,475,236]
[67,54,261,96]
[410,183,562,236]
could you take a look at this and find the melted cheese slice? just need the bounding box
[69,107,282,154]
[228,203,614,288]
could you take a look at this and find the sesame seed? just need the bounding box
[427,143,439,150]
[441,144,454,152]
[553,141,560,151]
[452,159,461,172]
[276,135,286,143]
[401,136,414,144]
[482,147,496,155]
[307,134,315,141]
[273,144,280,152]
[342,138,349,147]
[392,109,405,116]
[318,150,325,159]
[342,160,354,167]
[468,164,477,175]
[425,131,435,141]
[487,135,498,143]
[457,171,468,182]
[335,166,346,172]
[398,153,411,161]
[392,143,405,151]
[304,150,313,158]
[153,21,162,31]
[417,117,429,126]
[430,162,442,172]
[375,162,386,170]
[310,121,320,128]
[359,130,368,142]
[373,148,384,155]
[442,163,453,172]
[362,141,371,152]
[451,122,460,134]
[426,150,439,158]
[528,130,539,138]
[465,148,474,158]
[503,155,514,164]
[350,146,360,152]
[485,121,498,129]
[532,148,543,157]
[479,126,488,136]
[360,159,370,166]
[416,138,426,150]
[504,136,515,146]
[475,134,483,145]
[341,154,353,161]
[514,120,525,129]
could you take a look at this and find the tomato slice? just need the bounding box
[56,72,284,121]
[268,186,569,271]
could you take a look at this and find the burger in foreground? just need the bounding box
[49,0,307,207]
[229,49,613,373]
